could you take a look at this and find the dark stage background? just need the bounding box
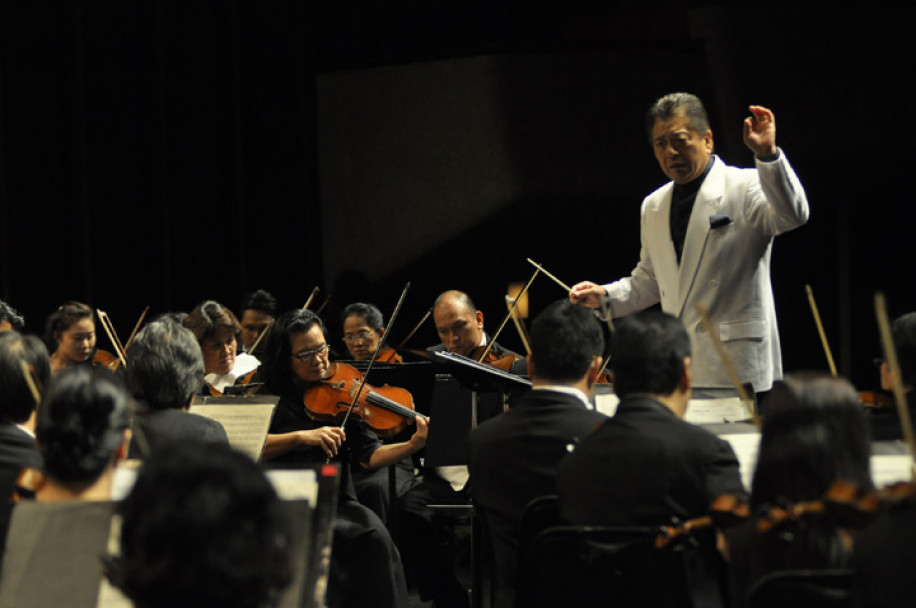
[0,2,912,390]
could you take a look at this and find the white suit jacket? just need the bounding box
[603,151,809,392]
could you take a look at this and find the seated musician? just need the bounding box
[556,311,744,606]
[341,302,401,362]
[725,372,873,607]
[259,308,426,608]
[398,290,528,607]
[109,442,292,608]
[0,300,25,333]
[340,302,418,525]
[43,301,98,372]
[238,289,278,357]
[29,366,131,502]
[0,332,48,548]
[427,289,527,374]
[184,300,260,394]
[124,320,229,458]
[467,300,609,608]
[868,311,916,441]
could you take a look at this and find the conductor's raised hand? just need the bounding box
[569,281,607,309]
[743,105,778,158]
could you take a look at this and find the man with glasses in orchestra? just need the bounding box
[570,92,809,399]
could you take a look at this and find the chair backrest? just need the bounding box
[748,569,854,608]
[515,523,728,608]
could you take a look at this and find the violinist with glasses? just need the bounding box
[259,308,426,608]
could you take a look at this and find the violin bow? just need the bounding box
[339,282,411,431]
[301,286,320,311]
[248,320,274,354]
[123,305,150,352]
[874,292,916,478]
[96,309,128,368]
[19,361,42,407]
[396,306,433,350]
[478,267,540,362]
[527,258,572,292]
[805,285,838,377]
[504,295,532,356]
[315,294,332,316]
[697,305,757,423]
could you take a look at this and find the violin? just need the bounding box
[303,361,420,438]
[376,347,403,363]
[91,349,121,371]
[655,494,750,548]
[470,345,521,372]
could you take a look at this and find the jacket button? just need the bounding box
[709,280,719,287]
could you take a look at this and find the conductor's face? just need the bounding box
[651,114,713,185]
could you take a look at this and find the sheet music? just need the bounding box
[189,403,275,461]
[685,397,751,424]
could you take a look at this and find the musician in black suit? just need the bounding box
[467,300,608,608]
[557,310,744,525]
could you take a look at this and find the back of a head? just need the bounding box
[36,366,130,486]
[610,310,690,398]
[115,442,291,608]
[891,312,916,388]
[530,300,604,383]
[126,320,204,411]
[0,332,50,424]
[751,372,873,509]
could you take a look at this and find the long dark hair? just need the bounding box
[260,309,326,399]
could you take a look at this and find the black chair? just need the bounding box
[748,569,854,608]
[516,523,728,608]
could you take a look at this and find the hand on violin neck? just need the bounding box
[301,426,346,459]
[408,415,429,452]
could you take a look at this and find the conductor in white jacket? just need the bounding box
[571,92,808,394]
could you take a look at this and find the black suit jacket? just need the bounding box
[128,408,229,459]
[557,394,745,526]
[468,388,607,608]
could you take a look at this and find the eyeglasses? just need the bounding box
[342,329,375,343]
[291,343,329,361]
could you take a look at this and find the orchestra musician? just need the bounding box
[43,301,98,372]
[259,308,426,608]
[341,302,401,362]
[467,300,609,608]
[340,302,418,525]
[570,93,809,398]
[429,290,527,375]
[868,311,916,441]
[184,300,260,394]
[724,373,873,607]
[238,289,278,356]
[0,300,25,333]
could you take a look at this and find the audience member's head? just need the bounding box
[529,300,604,384]
[610,310,691,399]
[0,332,50,425]
[0,300,25,333]
[239,290,278,352]
[35,366,130,498]
[184,301,242,376]
[126,320,204,411]
[113,442,292,608]
[751,372,873,509]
